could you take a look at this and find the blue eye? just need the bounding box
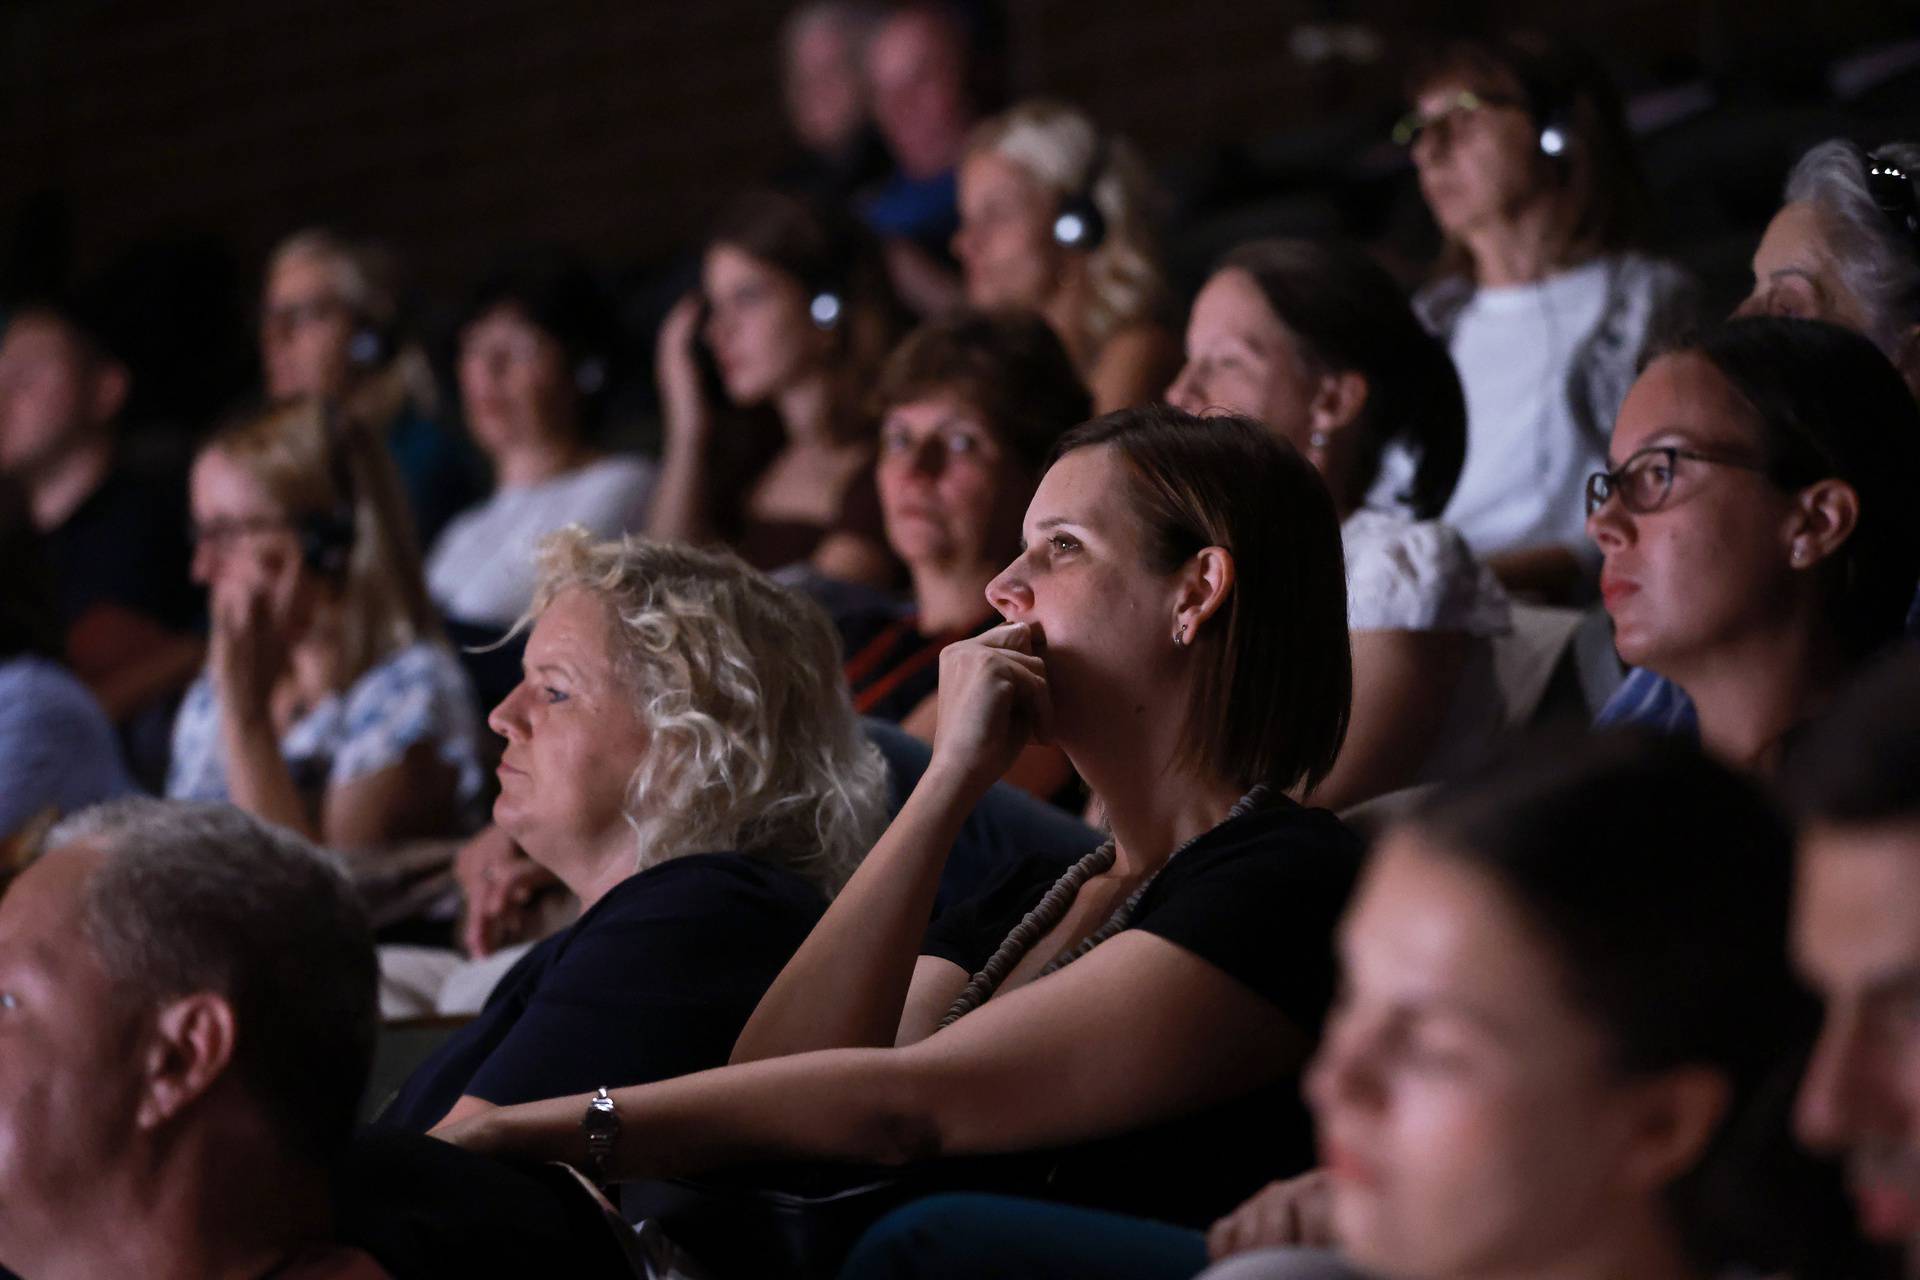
[543,687,570,705]
[0,992,17,1011]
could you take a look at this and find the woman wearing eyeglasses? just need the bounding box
[1599,138,1920,736]
[1587,316,1920,772]
[1399,33,1695,600]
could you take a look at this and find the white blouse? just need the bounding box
[427,455,657,628]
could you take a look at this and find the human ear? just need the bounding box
[1617,1065,1730,1193]
[1173,546,1236,645]
[135,993,238,1132]
[89,360,130,429]
[1307,370,1370,438]
[1783,479,1860,570]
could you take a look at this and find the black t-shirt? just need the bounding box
[41,456,199,637]
[920,798,1362,1228]
[382,852,826,1132]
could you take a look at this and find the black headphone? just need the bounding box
[298,404,359,579]
[1052,134,1111,252]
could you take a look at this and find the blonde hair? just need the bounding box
[528,530,889,894]
[204,399,440,687]
[967,100,1170,353]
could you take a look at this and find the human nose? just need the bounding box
[189,534,219,586]
[1304,1011,1385,1121]
[1794,1010,1886,1154]
[487,682,531,743]
[985,553,1033,621]
[1585,480,1631,554]
[1166,359,1205,413]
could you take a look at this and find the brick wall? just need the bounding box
[0,0,1899,296]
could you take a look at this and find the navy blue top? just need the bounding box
[382,851,826,1131]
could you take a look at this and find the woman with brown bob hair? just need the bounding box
[845,308,1089,799]
[650,189,909,588]
[437,405,1361,1239]
[1398,32,1695,597]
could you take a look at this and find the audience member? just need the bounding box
[1401,33,1695,597]
[841,734,1844,1280]
[1788,650,1920,1260]
[778,2,892,205]
[0,295,201,780]
[260,228,479,548]
[1169,239,1509,809]
[168,399,484,848]
[0,477,132,842]
[0,797,387,1280]
[1601,138,1920,735]
[847,309,1088,800]
[425,250,655,631]
[435,408,1360,1241]
[1205,735,1840,1280]
[955,100,1180,413]
[1587,317,1920,772]
[860,1,983,313]
[650,190,906,588]
[381,531,887,1130]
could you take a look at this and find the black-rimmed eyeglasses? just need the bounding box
[1585,446,1771,518]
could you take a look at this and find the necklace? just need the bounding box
[938,784,1270,1027]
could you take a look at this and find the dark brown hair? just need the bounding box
[870,309,1090,472]
[1409,32,1649,280]
[1048,405,1351,793]
[1674,316,1920,660]
[709,190,908,439]
[1219,239,1467,519]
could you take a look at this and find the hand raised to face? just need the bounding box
[925,621,1055,796]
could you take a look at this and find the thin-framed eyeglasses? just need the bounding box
[1392,90,1522,148]
[1867,152,1920,246]
[1585,446,1771,518]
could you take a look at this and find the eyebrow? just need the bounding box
[1603,431,1713,469]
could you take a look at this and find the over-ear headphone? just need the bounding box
[1052,134,1111,252]
[298,403,359,579]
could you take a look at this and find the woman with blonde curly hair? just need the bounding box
[953,100,1181,413]
[381,530,890,1132]
[168,398,484,849]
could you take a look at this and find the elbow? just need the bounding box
[858,1059,947,1167]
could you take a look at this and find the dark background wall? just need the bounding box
[2,0,1908,290]
[0,0,1912,428]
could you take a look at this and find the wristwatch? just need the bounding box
[581,1087,620,1183]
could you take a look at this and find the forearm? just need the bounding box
[1485,545,1589,603]
[645,407,718,546]
[220,713,318,841]
[731,764,983,1063]
[447,1047,939,1180]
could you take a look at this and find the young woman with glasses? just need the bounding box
[1586,316,1920,772]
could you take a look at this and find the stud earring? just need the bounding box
[1308,429,1329,452]
[1791,546,1807,567]
[1175,623,1188,647]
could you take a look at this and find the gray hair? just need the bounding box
[1784,139,1920,352]
[47,798,376,1159]
[526,530,890,895]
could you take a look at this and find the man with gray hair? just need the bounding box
[0,796,387,1279]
